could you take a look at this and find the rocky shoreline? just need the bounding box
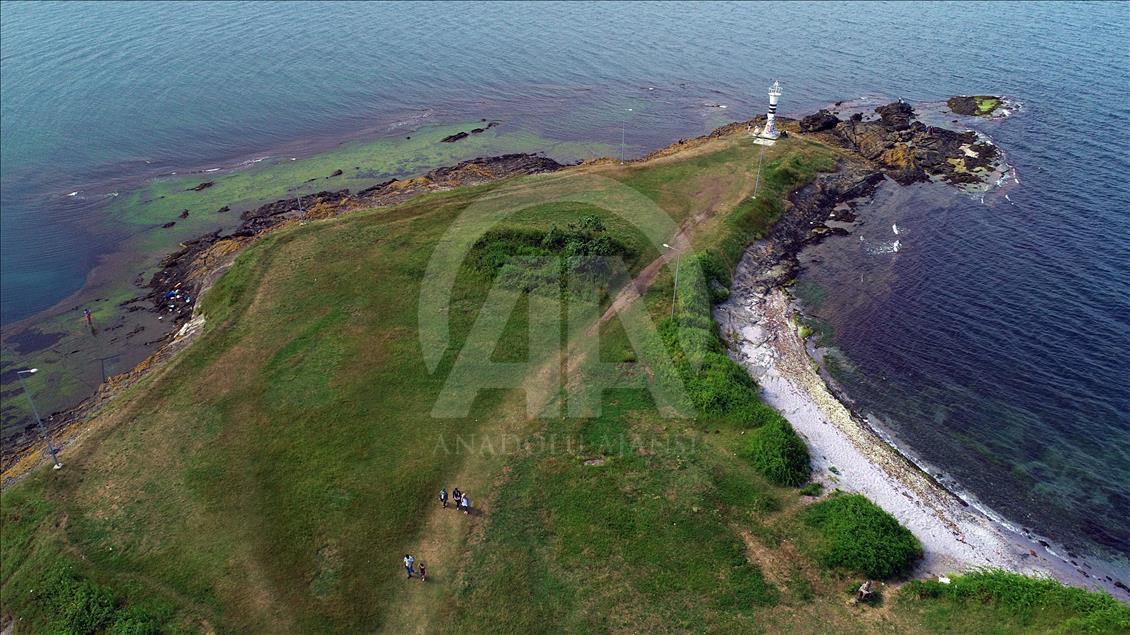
[136,153,564,329]
[1,153,563,476]
[735,100,1007,294]
[1,101,1009,484]
[800,100,1001,186]
[11,99,1123,600]
[714,103,1128,599]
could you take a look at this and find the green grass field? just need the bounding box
[3,131,1126,634]
[0,123,611,443]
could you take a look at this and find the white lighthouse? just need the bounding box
[752,81,783,145]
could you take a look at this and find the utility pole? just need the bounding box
[16,369,62,470]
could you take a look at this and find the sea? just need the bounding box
[2,2,1128,576]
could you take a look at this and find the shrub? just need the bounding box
[658,316,767,428]
[903,569,1130,632]
[744,418,811,486]
[62,578,115,632]
[108,606,165,635]
[748,401,787,429]
[24,561,165,635]
[802,492,922,579]
[467,224,637,293]
[799,482,823,497]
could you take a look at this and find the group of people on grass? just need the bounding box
[401,487,474,581]
[438,487,470,514]
[403,554,425,581]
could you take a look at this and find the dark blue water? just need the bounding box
[2,2,1128,571]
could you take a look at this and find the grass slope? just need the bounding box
[3,131,1125,634]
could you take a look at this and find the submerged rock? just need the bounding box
[443,122,497,142]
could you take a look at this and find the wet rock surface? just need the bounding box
[799,109,840,132]
[947,95,1003,117]
[146,153,564,329]
[811,102,1001,186]
[441,121,498,142]
[736,163,885,292]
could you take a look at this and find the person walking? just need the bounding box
[439,487,448,508]
[460,493,470,515]
[418,563,427,582]
[403,554,415,579]
[452,488,462,508]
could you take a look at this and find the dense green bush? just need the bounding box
[744,417,811,486]
[802,492,922,579]
[19,561,165,634]
[467,221,637,295]
[903,569,1130,633]
[798,482,824,497]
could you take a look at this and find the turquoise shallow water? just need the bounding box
[2,2,1128,574]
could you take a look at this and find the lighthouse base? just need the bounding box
[751,124,780,145]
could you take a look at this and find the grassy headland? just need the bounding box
[2,124,1126,634]
[0,123,609,446]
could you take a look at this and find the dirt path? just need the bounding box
[377,378,550,634]
[382,144,761,632]
[593,167,749,334]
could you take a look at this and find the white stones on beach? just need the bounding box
[717,285,1091,586]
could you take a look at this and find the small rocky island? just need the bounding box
[946,95,1005,117]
